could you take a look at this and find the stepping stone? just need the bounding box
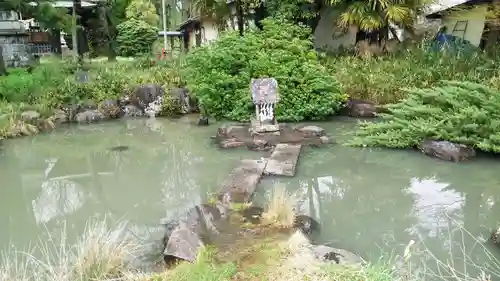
[218,159,268,203]
[264,143,302,177]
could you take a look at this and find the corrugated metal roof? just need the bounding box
[29,1,98,8]
[158,31,183,36]
[424,0,473,15]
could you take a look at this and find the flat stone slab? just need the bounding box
[214,123,332,151]
[218,159,267,203]
[250,119,280,133]
[264,143,302,177]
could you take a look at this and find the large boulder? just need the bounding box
[123,84,165,113]
[169,87,198,114]
[20,110,40,123]
[163,204,227,264]
[419,140,476,162]
[276,231,364,278]
[21,110,55,131]
[98,99,123,119]
[311,244,364,266]
[50,109,70,125]
[293,215,320,237]
[123,104,144,117]
[60,104,82,121]
[74,109,105,124]
[343,99,377,118]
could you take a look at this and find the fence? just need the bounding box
[1,43,55,67]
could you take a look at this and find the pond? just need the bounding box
[1,116,500,278]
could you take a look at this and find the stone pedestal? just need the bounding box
[250,119,280,135]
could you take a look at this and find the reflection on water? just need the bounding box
[33,179,86,224]
[0,117,258,249]
[2,117,500,277]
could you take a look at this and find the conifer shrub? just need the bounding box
[182,18,346,122]
[348,81,500,153]
[116,19,158,57]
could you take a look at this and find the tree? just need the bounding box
[190,0,230,29]
[125,0,160,26]
[99,0,133,61]
[485,1,500,51]
[327,0,427,43]
[0,45,7,76]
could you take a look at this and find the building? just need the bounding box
[177,0,490,52]
[177,0,256,50]
[0,10,30,66]
[314,0,490,51]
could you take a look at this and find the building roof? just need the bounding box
[424,0,491,15]
[177,16,201,30]
[158,30,183,36]
[29,1,98,8]
[424,0,471,15]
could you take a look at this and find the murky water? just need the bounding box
[1,116,500,278]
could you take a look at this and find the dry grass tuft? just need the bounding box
[0,219,144,281]
[261,183,297,228]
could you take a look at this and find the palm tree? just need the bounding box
[328,0,427,43]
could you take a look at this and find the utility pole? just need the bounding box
[72,1,79,60]
[161,0,168,54]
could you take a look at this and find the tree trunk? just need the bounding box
[0,45,7,76]
[236,0,244,36]
[100,3,116,61]
[254,1,266,30]
[72,2,79,61]
[486,0,500,50]
[486,25,500,50]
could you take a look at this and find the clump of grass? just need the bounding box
[149,246,237,281]
[0,219,144,281]
[407,217,500,281]
[261,183,297,228]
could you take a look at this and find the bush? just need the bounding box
[323,44,498,104]
[348,81,500,153]
[116,19,158,57]
[183,18,346,122]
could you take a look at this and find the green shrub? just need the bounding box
[348,81,500,153]
[183,18,346,122]
[125,0,159,27]
[159,96,182,116]
[0,60,179,116]
[116,19,158,57]
[324,45,498,104]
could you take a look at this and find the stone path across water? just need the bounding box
[264,143,302,177]
[218,159,268,203]
[217,143,304,204]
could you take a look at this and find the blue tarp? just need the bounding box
[430,33,478,54]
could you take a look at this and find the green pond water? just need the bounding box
[1,116,500,278]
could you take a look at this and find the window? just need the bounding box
[0,11,16,20]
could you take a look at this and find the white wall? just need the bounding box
[0,21,25,31]
[313,7,357,51]
[441,4,487,46]
[202,19,220,43]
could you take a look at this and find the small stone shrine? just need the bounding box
[213,78,331,151]
[75,70,90,83]
[250,78,280,135]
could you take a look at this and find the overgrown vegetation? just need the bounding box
[116,19,159,57]
[2,187,497,281]
[348,81,500,153]
[183,18,347,122]
[0,58,184,139]
[323,44,499,104]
